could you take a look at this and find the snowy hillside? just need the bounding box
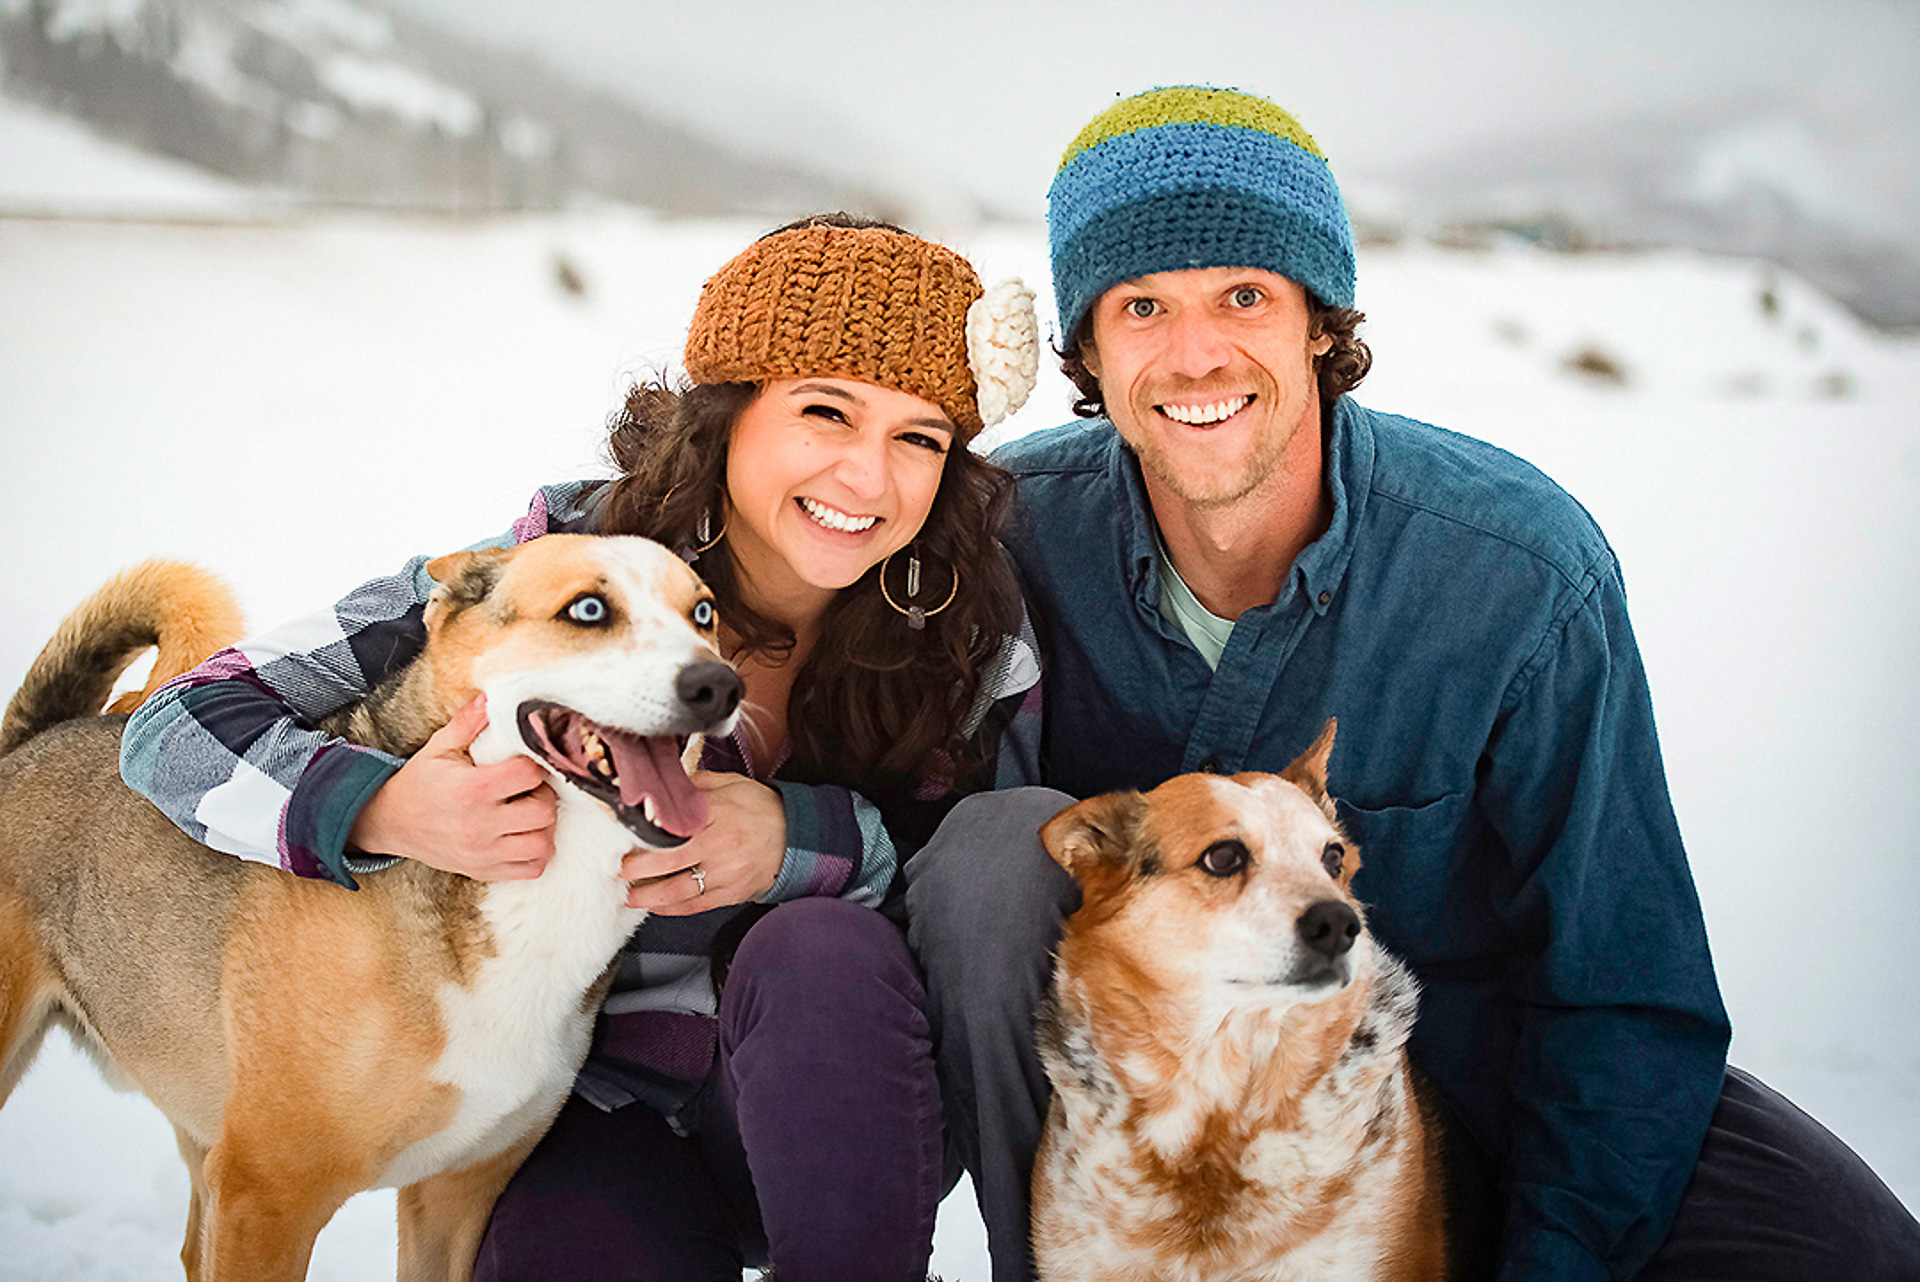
[1,117,1917,1282]
[0,0,877,215]
[1380,92,1920,330]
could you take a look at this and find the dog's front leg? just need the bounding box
[170,1125,212,1281]
[396,1132,544,1282]
[198,1137,349,1282]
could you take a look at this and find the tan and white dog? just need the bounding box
[1031,722,1448,1282]
[0,534,740,1282]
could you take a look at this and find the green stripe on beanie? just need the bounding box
[1048,86,1356,340]
[1059,85,1328,169]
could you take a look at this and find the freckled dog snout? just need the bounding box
[1297,900,1361,958]
[676,661,743,723]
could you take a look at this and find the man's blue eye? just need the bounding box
[566,595,608,625]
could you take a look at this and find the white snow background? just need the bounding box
[0,98,1916,1280]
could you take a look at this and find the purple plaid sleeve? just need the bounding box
[760,781,890,905]
[119,483,603,886]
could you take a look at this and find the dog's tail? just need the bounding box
[0,560,243,758]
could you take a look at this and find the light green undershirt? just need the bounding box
[1154,534,1236,670]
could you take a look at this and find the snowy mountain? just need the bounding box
[1374,93,1920,330]
[7,1,1915,332]
[0,0,891,216]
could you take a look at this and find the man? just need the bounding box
[906,86,1920,1281]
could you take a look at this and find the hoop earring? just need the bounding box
[692,506,727,554]
[879,546,959,631]
[664,483,725,563]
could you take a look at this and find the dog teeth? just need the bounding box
[581,726,618,783]
[1160,395,1251,426]
[800,497,879,533]
[641,795,659,825]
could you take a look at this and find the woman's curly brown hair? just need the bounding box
[595,377,1021,791]
[1057,297,1372,420]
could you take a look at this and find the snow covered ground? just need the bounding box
[2,111,1917,1282]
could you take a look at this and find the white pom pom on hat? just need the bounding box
[966,278,1039,429]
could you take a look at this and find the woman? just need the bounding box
[120,214,1044,1282]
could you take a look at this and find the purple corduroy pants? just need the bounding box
[472,897,944,1282]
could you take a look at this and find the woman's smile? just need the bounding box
[797,496,881,535]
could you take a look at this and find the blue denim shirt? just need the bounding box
[996,399,1731,1282]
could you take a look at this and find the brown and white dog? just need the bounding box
[0,535,741,1282]
[1031,722,1447,1282]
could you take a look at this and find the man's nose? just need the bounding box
[1163,306,1232,378]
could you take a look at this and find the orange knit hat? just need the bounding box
[684,222,1037,438]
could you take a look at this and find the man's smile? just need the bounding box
[1157,394,1255,427]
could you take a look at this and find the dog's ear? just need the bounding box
[1040,791,1144,883]
[423,548,510,629]
[1280,718,1338,822]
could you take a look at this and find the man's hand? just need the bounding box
[621,770,785,914]
[347,696,558,880]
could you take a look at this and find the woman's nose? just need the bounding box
[830,433,890,498]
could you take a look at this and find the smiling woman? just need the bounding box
[597,217,1039,783]
[116,212,1045,1281]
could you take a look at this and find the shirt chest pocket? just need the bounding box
[1338,792,1476,955]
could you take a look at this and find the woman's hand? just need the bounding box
[347,696,559,880]
[621,770,786,914]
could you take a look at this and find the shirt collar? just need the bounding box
[1298,397,1371,616]
[1110,435,1161,605]
[1106,397,1373,619]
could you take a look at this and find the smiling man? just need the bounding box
[905,86,1920,1282]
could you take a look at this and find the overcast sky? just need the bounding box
[383,0,1920,219]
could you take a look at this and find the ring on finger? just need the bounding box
[689,863,707,895]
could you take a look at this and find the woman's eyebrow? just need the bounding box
[788,381,859,403]
[788,382,953,434]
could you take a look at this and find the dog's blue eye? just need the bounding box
[1199,840,1248,878]
[566,594,609,625]
[692,599,715,628]
[1322,842,1346,879]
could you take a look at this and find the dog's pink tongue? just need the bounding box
[604,730,707,837]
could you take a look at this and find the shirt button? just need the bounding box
[1198,756,1224,774]
[1317,590,1332,607]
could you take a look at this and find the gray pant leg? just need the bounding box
[905,787,1078,1282]
[1636,1066,1920,1279]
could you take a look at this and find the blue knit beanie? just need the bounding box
[1047,86,1356,342]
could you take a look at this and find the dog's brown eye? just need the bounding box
[564,594,609,626]
[1198,840,1249,878]
[692,599,715,629]
[1322,842,1346,879]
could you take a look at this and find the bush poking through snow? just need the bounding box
[1563,344,1629,385]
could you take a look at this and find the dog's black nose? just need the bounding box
[677,661,743,723]
[1297,900,1361,958]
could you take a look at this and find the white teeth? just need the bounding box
[800,497,879,533]
[581,727,616,781]
[1160,396,1252,426]
[641,795,658,824]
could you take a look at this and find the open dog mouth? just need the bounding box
[516,700,706,848]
